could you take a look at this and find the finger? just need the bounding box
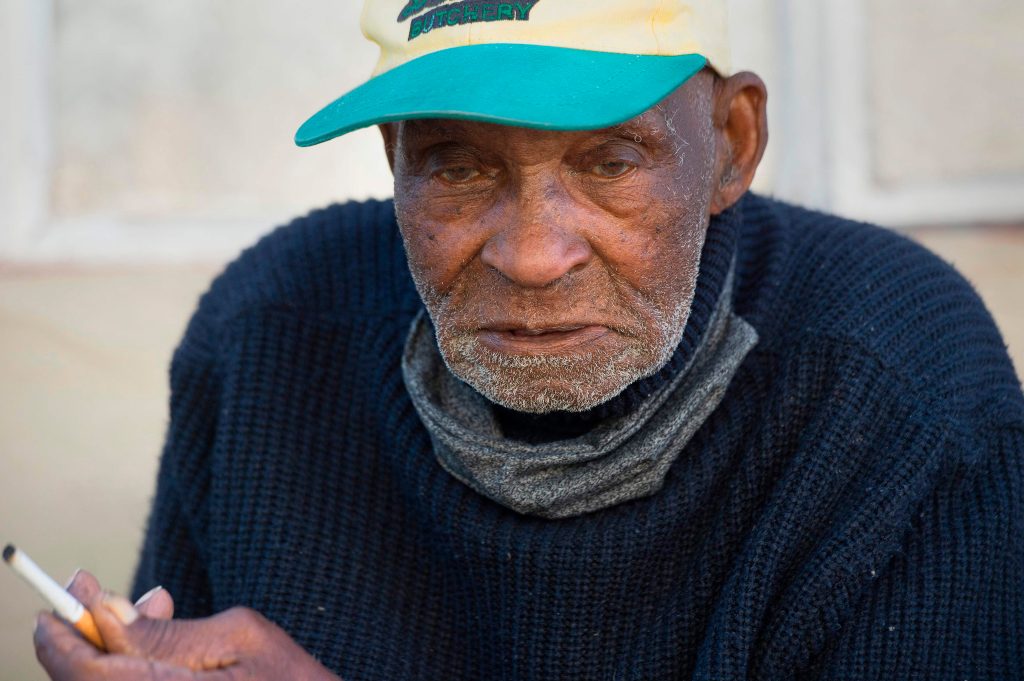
[82,591,138,656]
[135,585,175,620]
[65,569,102,605]
[34,611,103,680]
[92,604,260,670]
[38,611,222,681]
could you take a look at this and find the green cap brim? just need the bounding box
[295,44,706,146]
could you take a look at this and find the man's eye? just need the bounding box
[438,166,481,183]
[591,161,635,178]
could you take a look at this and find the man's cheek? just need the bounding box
[600,229,681,288]
[402,229,468,298]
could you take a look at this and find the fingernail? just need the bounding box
[101,593,139,625]
[64,568,82,590]
[135,585,164,606]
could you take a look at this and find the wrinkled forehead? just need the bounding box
[400,110,666,142]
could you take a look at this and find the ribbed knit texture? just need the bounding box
[132,192,1024,680]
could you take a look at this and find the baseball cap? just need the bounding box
[295,0,730,147]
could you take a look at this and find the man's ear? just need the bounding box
[378,123,398,173]
[709,72,768,215]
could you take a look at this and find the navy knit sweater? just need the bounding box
[132,193,1024,680]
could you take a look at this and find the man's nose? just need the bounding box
[479,200,593,288]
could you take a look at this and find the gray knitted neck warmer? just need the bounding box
[401,265,758,519]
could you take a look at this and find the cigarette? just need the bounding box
[3,544,106,650]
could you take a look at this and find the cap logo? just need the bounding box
[399,0,541,41]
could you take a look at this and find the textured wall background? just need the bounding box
[1,1,1022,679]
[4,0,1023,260]
[50,0,391,221]
[866,0,1024,185]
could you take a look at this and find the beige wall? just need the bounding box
[50,0,392,222]
[0,265,216,681]
[1,1,1022,679]
[867,0,1024,185]
[3,0,1022,261]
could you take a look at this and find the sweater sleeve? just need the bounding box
[813,423,1024,680]
[130,337,219,618]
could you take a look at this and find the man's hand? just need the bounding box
[34,570,340,681]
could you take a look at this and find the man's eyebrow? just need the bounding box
[597,116,665,143]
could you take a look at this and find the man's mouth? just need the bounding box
[477,324,611,353]
[507,325,585,336]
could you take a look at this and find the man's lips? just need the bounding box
[477,324,612,353]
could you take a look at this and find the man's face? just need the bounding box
[388,72,721,413]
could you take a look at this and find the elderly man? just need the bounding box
[34,1,1024,680]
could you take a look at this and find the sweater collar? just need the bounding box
[401,252,757,518]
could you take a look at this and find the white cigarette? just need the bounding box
[4,544,105,649]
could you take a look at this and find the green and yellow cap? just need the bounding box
[295,0,730,147]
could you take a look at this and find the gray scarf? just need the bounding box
[401,265,758,519]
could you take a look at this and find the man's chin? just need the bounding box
[463,374,630,414]
[441,343,654,414]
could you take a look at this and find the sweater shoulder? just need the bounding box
[753,196,1023,426]
[179,199,419,353]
